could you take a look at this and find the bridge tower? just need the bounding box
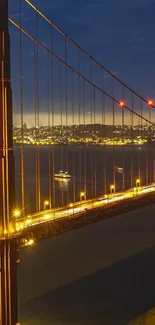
[0,0,18,324]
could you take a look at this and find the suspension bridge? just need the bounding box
[0,0,155,324]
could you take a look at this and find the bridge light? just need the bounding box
[136,178,140,187]
[119,101,125,107]
[27,239,34,246]
[44,214,50,220]
[110,184,115,193]
[25,219,31,225]
[148,100,153,106]
[44,200,50,210]
[13,209,21,218]
[80,191,85,200]
[20,223,24,230]
[69,203,73,208]
[80,191,85,201]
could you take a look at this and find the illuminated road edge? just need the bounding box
[12,183,155,244]
[1,183,155,244]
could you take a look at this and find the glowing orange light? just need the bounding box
[148,100,153,106]
[27,239,34,246]
[13,209,21,218]
[119,101,124,107]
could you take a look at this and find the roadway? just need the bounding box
[16,183,155,233]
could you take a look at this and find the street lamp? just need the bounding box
[13,209,21,218]
[80,191,85,201]
[27,239,34,246]
[44,200,50,210]
[136,178,140,187]
[110,184,115,194]
[44,214,50,220]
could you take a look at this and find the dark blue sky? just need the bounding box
[26,0,155,95]
[9,0,155,125]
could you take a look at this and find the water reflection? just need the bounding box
[55,177,71,191]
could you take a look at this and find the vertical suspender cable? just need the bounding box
[34,13,41,211]
[60,64,64,205]
[83,79,87,198]
[34,13,40,212]
[90,60,94,203]
[149,103,153,183]
[65,38,69,204]
[72,70,76,203]
[139,99,142,183]
[112,78,115,191]
[149,103,152,183]
[19,0,25,216]
[51,28,55,208]
[102,72,106,195]
[94,87,96,197]
[36,13,41,212]
[130,92,134,188]
[47,51,51,207]
[146,108,149,184]
[122,89,125,191]
[78,49,82,198]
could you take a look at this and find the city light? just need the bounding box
[13,124,154,147]
[69,203,73,207]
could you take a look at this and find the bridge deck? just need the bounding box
[15,183,155,247]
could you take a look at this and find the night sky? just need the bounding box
[8,0,155,125]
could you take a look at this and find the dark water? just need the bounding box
[16,146,155,324]
[15,145,154,213]
[18,203,155,325]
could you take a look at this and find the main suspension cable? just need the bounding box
[9,19,154,128]
[24,0,155,111]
